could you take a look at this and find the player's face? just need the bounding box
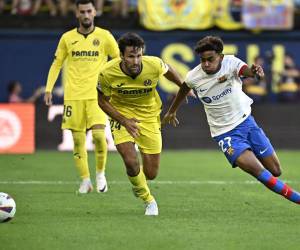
[76,3,96,29]
[121,46,143,76]
[200,51,223,74]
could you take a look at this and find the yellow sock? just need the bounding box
[128,170,154,203]
[92,129,107,173]
[72,131,90,179]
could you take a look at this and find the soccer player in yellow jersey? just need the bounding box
[97,32,187,215]
[44,0,119,194]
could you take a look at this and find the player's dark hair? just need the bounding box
[194,36,224,55]
[7,80,19,94]
[118,32,145,55]
[75,0,95,7]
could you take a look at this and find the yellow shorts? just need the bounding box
[62,99,107,131]
[110,117,162,154]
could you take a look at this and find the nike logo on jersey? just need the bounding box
[259,148,268,154]
[117,83,125,87]
[199,88,207,92]
[72,41,79,45]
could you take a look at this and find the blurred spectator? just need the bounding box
[243,56,267,103]
[57,0,75,17]
[278,53,300,102]
[0,0,5,14]
[7,80,43,103]
[107,0,129,18]
[11,0,57,16]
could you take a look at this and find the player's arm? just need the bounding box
[164,64,196,99]
[44,36,67,106]
[239,64,264,80]
[162,82,191,127]
[106,31,119,59]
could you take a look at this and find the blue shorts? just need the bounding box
[213,115,274,167]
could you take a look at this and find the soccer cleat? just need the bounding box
[78,179,93,194]
[145,199,159,216]
[96,172,108,193]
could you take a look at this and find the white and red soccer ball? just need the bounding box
[0,192,16,222]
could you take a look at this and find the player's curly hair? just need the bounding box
[75,0,95,7]
[194,36,224,55]
[118,32,145,55]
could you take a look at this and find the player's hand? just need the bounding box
[123,117,140,138]
[185,90,197,103]
[162,112,179,127]
[44,92,53,106]
[251,64,264,79]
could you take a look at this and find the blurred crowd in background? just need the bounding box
[0,0,137,17]
[1,0,300,104]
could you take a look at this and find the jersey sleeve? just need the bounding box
[230,56,247,76]
[97,72,111,97]
[156,57,169,75]
[105,31,119,59]
[184,70,194,89]
[45,35,68,92]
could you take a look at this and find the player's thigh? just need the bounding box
[109,117,135,146]
[213,130,250,167]
[62,100,86,131]
[235,149,265,177]
[248,126,275,160]
[86,99,107,129]
[136,122,162,155]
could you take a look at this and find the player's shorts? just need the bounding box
[109,116,162,154]
[213,115,274,167]
[62,99,107,132]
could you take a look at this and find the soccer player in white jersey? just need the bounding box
[163,36,300,205]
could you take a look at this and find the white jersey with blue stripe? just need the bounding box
[185,55,253,137]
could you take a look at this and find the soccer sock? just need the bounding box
[72,131,90,179]
[128,169,154,203]
[257,169,300,204]
[92,129,107,174]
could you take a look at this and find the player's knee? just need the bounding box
[145,172,157,180]
[272,166,282,177]
[144,168,158,180]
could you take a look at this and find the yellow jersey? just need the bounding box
[97,56,169,122]
[45,27,119,100]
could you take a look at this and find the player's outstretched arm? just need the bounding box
[97,90,140,138]
[162,82,191,127]
[164,64,183,87]
[164,64,196,100]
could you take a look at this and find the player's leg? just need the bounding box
[62,100,92,193]
[259,153,281,177]
[248,121,282,177]
[140,153,160,180]
[87,100,108,193]
[91,124,108,193]
[116,142,154,204]
[236,150,300,204]
[137,120,162,180]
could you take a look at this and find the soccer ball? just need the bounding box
[0,192,16,223]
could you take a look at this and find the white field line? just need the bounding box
[0,180,299,185]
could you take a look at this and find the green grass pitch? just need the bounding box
[1,150,300,250]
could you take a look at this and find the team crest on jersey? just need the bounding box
[227,147,235,156]
[144,79,152,86]
[218,74,228,83]
[93,39,100,47]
